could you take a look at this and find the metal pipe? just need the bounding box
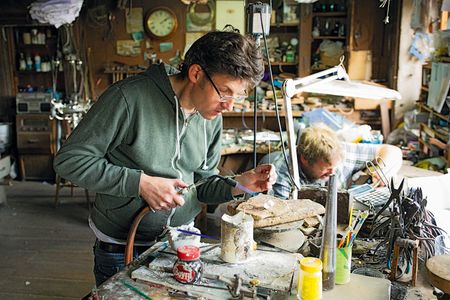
[320,174,337,290]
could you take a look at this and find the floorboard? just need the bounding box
[0,181,95,299]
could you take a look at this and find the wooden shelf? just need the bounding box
[266,62,298,66]
[421,123,449,143]
[222,111,303,118]
[313,36,346,40]
[222,110,302,131]
[313,12,347,17]
[418,103,449,121]
[17,70,52,74]
[16,42,57,54]
[270,22,298,28]
[418,101,450,167]
[419,138,430,148]
[104,69,143,74]
[17,42,56,48]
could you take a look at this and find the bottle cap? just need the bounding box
[300,257,322,273]
[177,245,200,261]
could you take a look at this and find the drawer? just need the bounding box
[17,132,52,153]
[16,114,54,132]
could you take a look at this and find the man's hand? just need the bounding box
[232,164,277,196]
[139,173,187,211]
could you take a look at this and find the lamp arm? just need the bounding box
[284,65,348,98]
[281,63,349,199]
[283,92,300,199]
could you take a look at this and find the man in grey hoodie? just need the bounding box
[54,29,276,285]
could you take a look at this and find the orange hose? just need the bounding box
[124,206,151,265]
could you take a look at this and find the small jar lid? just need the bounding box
[177,245,200,261]
[300,257,322,273]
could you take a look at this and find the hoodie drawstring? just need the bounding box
[202,119,209,170]
[171,95,182,179]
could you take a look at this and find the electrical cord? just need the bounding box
[259,9,301,192]
[253,87,258,169]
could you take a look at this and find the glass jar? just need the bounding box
[297,257,322,300]
[173,245,204,284]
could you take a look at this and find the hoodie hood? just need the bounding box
[145,63,180,108]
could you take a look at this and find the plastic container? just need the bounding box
[297,257,322,300]
[173,245,204,284]
[34,54,41,72]
[335,246,352,284]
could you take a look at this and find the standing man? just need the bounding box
[54,30,276,285]
[260,123,402,199]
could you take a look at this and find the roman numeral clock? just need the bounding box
[145,7,178,39]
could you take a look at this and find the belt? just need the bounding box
[97,240,149,254]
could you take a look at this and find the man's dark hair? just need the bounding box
[180,31,264,88]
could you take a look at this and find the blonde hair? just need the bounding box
[297,123,343,164]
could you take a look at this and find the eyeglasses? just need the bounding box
[201,67,247,104]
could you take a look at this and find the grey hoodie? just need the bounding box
[54,63,234,242]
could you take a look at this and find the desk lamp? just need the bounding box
[281,61,401,199]
[282,63,349,199]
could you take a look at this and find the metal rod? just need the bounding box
[320,174,337,290]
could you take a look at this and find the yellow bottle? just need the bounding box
[297,257,322,300]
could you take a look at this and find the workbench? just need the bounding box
[95,241,391,299]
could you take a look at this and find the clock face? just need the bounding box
[145,8,178,39]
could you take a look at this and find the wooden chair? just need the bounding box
[54,174,91,210]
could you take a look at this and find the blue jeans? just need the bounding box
[92,241,139,286]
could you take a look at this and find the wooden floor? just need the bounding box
[0,181,95,299]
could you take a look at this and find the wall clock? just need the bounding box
[145,7,178,39]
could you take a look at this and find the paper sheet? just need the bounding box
[427,62,450,112]
[406,173,450,233]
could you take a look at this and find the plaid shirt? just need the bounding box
[260,143,378,199]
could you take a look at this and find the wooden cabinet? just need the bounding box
[267,22,301,76]
[262,1,351,78]
[265,1,302,77]
[418,103,450,167]
[417,61,450,166]
[13,26,64,94]
[11,25,64,182]
[296,0,400,86]
[298,0,350,76]
[16,114,56,181]
[419,107,450,166]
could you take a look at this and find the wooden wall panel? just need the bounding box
[0,27,17,121]
[350,0,401,87]
[82,0,188,97]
